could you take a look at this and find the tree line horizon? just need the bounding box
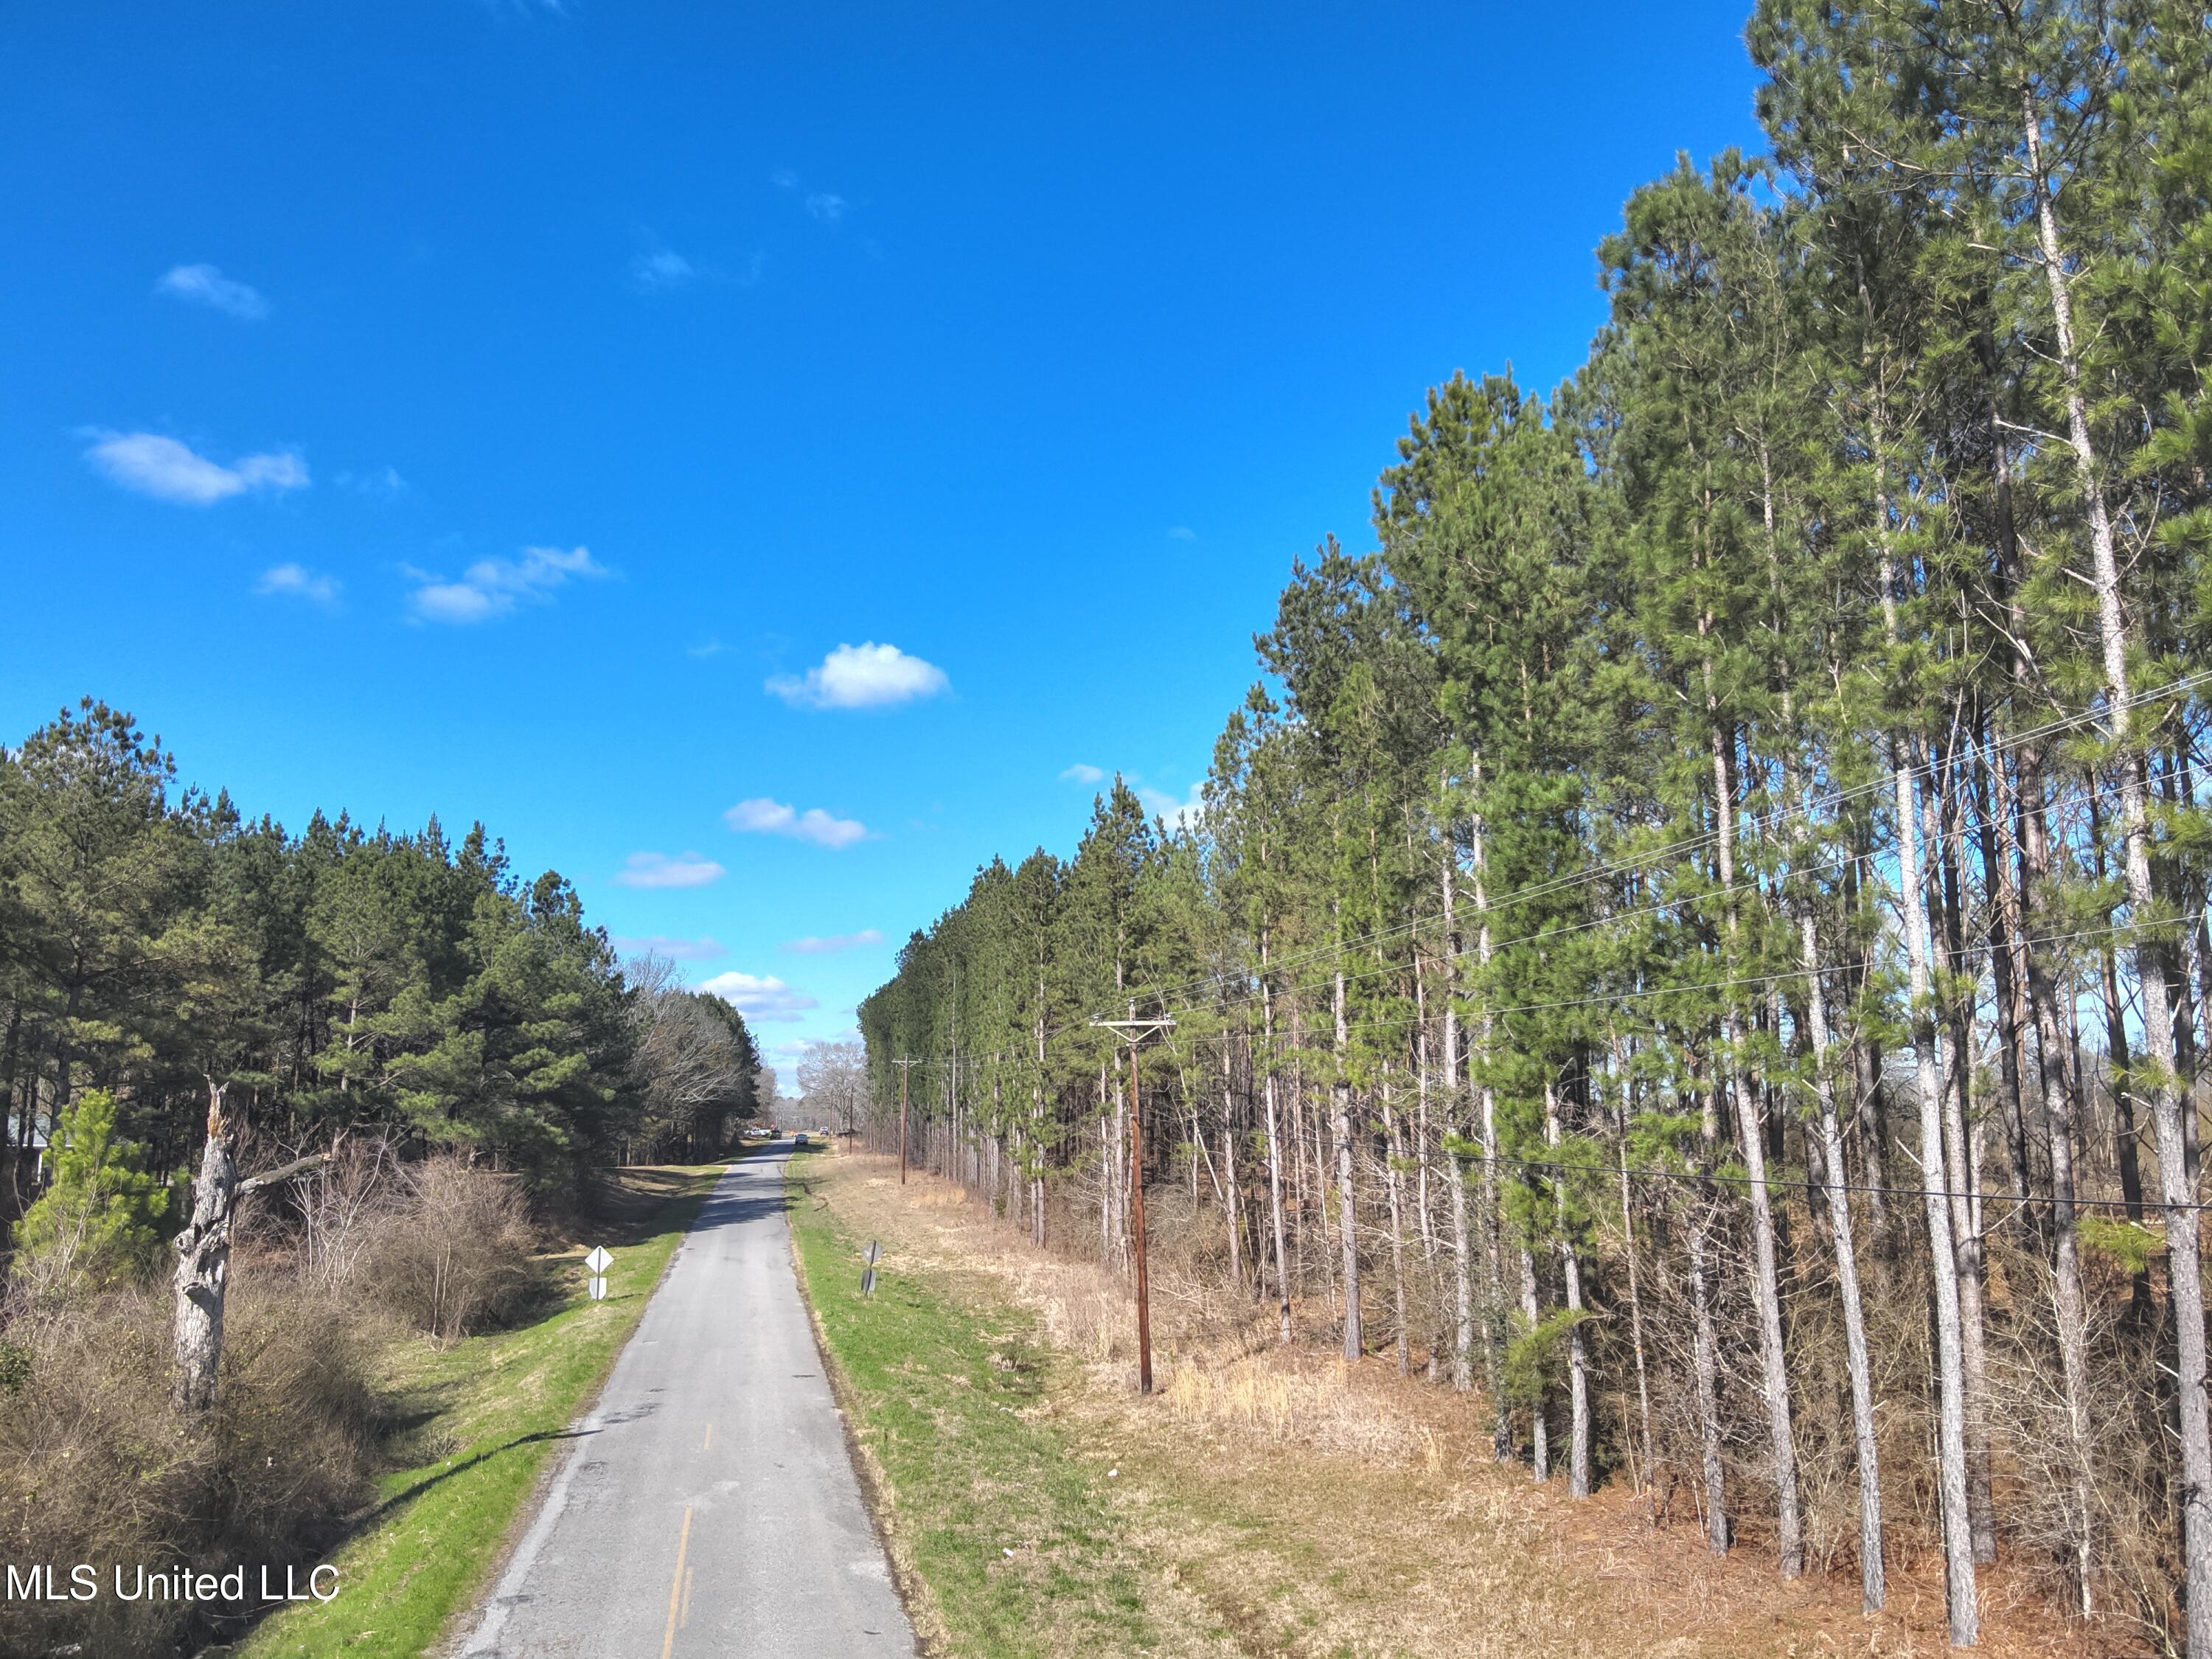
[0,697,773,1223]
[860,1,2212,1650]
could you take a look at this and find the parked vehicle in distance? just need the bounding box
[793,1133,810,1148]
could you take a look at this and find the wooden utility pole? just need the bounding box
[892,1059,919,1186]
[1093,1014,1174,1394]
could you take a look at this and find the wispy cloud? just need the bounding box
[1166,525,1197,541]
[83,431,307,506]
[725,797,869,849]
[767,641,947,710]
[631,247,695,291]
[156,263,268,320]
[1138,780,1206,830]
[611,933,727,961]
[782,929,885,955]
[1060,762,1105,785]
[611,851,726,889]
[692,970,818,1021]
[407,544,607,624]
[337,465,407,495]
[254,563,340,606]
[771,169,858,229]
[687,638,726,659]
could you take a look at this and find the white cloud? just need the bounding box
[805,192,849,223]
[1060,762,1105,785]
[254,563,339,605]
[1138,780,1206,831]
[783,929,885,955]
[611,934,726,961]
[611,851,725,889]
[692,970,818,1021]
[770,167,799,189]
[156,263,268,320]
[407,544,606,625]
[1166,526,1197,541]
[632,248,695,291]
[725,797,869,849]
[766,641,948,709]
[83,431,307,506]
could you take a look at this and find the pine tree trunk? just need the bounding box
[1688,1187,1728,1552]
[1440,827,1475,1394]
[1520,1239,1548,1481]
[1711,711,1802,1577]
[1469,754,1512,1458]
[1610,1031,1657,1513]
[1263,960,1293,1343]
[1383,1082,1411,1376]
[1333,966,1360,1362]
[1546,1082,1590,1498]
[1931,750,1999,1566]
[2025,92,2208,1649]
[1803,906,1885,1611]
[1900,745,1980,1646]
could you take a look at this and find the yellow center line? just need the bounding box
[681,1564,695,1630]
[702,1422,713,1453]
[659,1506,693,1659]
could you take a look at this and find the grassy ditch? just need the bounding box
[229,1162,727,1659]
[786,1161,1217,1659]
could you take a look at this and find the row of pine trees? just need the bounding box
[0,700,765,1209]
[861,1,2212,1647]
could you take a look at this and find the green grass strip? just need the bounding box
[232,1164,727,1659]
[787,1162,1158,1659]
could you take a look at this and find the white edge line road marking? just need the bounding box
[458,1383,611,1657]
[459,1168,735,1654]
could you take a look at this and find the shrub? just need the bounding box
[0,1273,378,1659]
[10,1089,177,1298]
[366,1155,540,1340]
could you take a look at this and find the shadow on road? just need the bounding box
[353,1424,599,1526]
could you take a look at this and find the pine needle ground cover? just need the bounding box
[230,1163,728,1659]
[793,1152,2122,1659]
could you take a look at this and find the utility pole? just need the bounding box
[1092,1012,1175,1394]
[891,1059,919,1186]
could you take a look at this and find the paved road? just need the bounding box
[462,1143,915,1659]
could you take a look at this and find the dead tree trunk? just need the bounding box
[171,1083,238,1413]
[172,1082,330,1414]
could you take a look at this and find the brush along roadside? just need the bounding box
[227,1161,729,1659]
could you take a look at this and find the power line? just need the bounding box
[867,668,2212,1079]
[1108,665,2212,1016]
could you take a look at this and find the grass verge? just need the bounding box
[787,1157,1228,1659]
[790,1155,2124,1659]
[228,1162,729,1659]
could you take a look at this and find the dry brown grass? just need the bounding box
[813,1154,2146,1659]
[0,1267,380,1659]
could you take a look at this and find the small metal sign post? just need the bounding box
[585,1245,612,1302]
[860,1239,881,1298]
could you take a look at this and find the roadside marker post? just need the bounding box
[585,1245,612,1301]
[860,1239,880,1298]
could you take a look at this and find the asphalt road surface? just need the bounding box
[462,1142,916,1659]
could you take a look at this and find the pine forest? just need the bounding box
[858,2,2212,1647]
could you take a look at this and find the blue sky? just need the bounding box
[0,1,1763,1085]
